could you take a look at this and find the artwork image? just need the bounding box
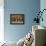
[10,14,25,25]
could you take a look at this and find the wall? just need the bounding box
[40,0,46,27]
[4,0,40,42]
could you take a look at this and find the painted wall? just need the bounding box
[4,0,40,42]
[40,0,46,27]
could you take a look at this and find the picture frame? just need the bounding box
[10,14,25,25]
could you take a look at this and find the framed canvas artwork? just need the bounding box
[10,14,25,25]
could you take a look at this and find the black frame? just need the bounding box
[10,14,24,25]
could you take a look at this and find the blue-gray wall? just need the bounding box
[4,0,40,42]
[40,0,46,27]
